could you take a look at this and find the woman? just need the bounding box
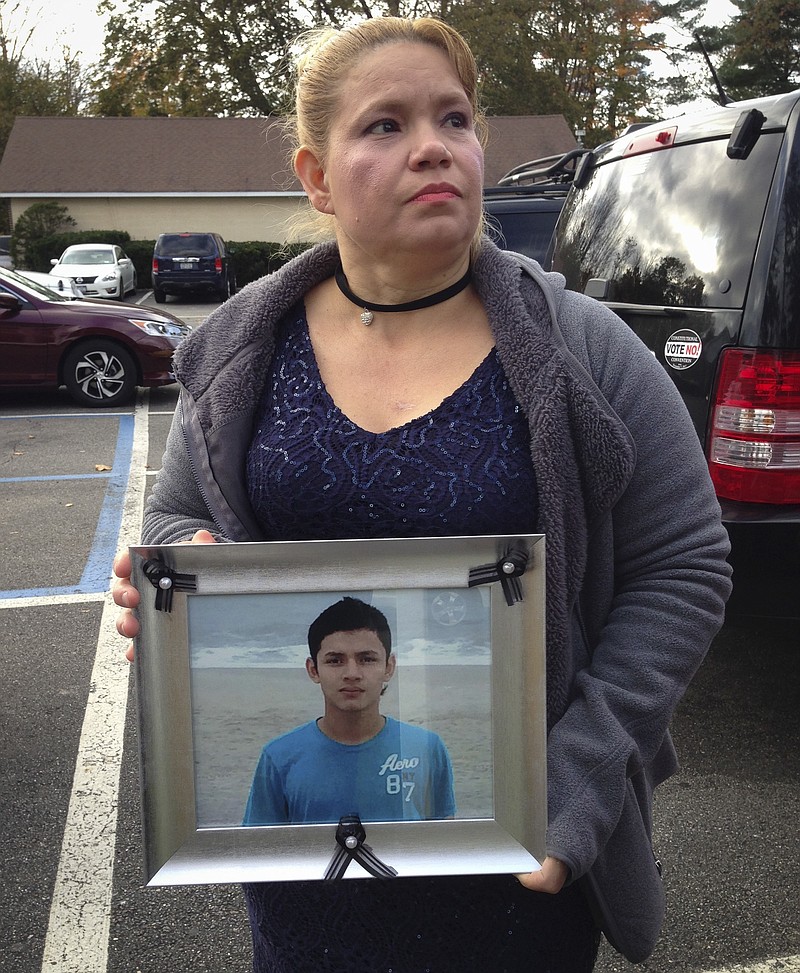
[114,16,732,972]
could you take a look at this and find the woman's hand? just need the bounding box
[112,529,217,662]
[516,856,569,894]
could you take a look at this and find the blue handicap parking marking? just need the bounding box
[0,413,134,600]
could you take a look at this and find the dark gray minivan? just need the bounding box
[548,89,800,615]
[151,232,236,303]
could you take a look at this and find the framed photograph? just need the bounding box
[129,534,546,886]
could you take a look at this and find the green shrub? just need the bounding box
[125,240,157,284]
[228,241,311,288]
[10,202,76,268]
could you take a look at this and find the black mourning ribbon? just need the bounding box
[323,814,398,881]
[468,546,529,606]
[142,559,197,612]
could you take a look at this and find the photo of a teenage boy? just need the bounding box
[242,597,456,826]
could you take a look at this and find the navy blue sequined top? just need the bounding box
[246,306,537,539]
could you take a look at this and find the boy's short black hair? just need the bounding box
[308,597,392,663]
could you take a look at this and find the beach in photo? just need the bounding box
[187,588,494,826]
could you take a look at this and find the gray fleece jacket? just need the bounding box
[143,239,731,944]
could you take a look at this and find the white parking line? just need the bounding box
[0,591,105,610]
[705,958,800,972]
[39,390,150,973]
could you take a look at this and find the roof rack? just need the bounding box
[495,148,586,188]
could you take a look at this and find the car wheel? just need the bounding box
[63,340,137,407]
[153,288,166,304]
[130,271,138,295]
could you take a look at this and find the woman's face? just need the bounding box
[297,41,484,265]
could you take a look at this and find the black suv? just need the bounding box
[548,89,800,616]
[483,152,579,263]
[152,232,236,303]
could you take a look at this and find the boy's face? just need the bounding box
[306,629,395,715]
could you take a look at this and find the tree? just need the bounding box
[9,200,75,267]
[91,0,322,117]
[0,2,90,229]
[713,0,800,99]
[447,0,575,117]
[88,0,702,143]
[519,0,670,143]
[1,2,89,150]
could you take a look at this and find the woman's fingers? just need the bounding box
[515,857,569,894]
[115,530,217,665]
[190,529,217,544]
[112,547,132,582]
[116,606,140,639]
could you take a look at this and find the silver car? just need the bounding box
[50,243,137,300]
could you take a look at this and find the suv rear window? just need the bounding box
[554,133,782,309]
[156,234,217,256]
[487,209,561,261]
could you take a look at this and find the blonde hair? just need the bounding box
[286,16,487,247]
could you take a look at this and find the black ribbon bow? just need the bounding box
[142,559,197,612]
[468,546,529,606]
[323,815,398,880]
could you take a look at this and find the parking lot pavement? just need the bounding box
[1,390,150,972]
[1,412,137,597]
[2,601,102,966]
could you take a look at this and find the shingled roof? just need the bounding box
[0,115,576,195]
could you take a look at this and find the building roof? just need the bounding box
[0,115,577,196]
[483,116,577,185]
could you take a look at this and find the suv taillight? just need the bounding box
[215,256,223,272]
[708,349,800,503]
[152,257,159,272]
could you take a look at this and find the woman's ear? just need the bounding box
[295,147,334,215]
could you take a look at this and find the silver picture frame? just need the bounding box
[129,534,546,886]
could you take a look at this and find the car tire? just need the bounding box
[153,288,166,304]
[63,340,137,408]
[130,272,138,295]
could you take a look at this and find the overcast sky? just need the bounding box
[5,0,123,65]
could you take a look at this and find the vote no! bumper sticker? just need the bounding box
[664,329,702,370]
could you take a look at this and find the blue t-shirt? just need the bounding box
[243,716,456,825]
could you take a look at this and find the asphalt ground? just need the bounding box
[1,292,798,973]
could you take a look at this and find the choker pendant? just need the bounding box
[335,263,472,326]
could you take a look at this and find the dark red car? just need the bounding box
[0,267,191,407]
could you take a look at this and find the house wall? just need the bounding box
[10,195,310,243]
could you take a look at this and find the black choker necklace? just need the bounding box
[334,263,472,325]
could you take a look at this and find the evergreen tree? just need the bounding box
[714,0,800,98]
